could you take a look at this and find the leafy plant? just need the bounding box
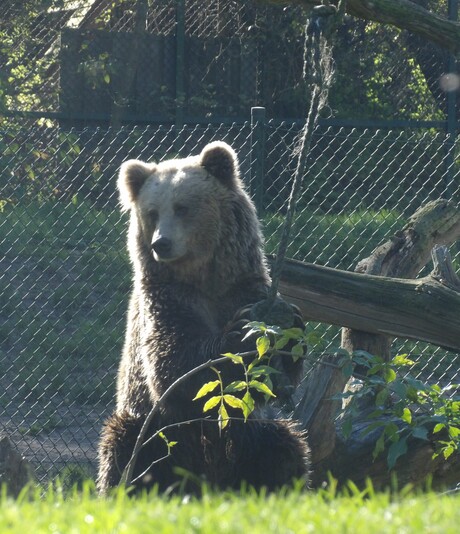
[194,322,459,471]
[193,321,312,429]
[337,351,460,469]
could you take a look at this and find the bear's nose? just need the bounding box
[152,237,173,257]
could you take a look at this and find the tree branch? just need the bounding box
[277,257,460,352]
[119,351,258,487]
[268,0,460,54]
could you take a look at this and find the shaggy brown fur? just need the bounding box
[97,142,310,494]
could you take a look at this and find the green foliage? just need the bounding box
[194,319,459,472]
[338,351,460,469]
[0,0,67,112]
[194,322,311,427]
[330,21,444,121]
[0,0,448,122]
[158,431,178,456]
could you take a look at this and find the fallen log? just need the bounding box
[274,199,460,488]
[277,256,460,353]
[312,416,460,490]
[342,199,460,362]
[275,199,460,353]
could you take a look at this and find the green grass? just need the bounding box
[264,208,402,269]
[0,199,130,404]
[1,484,460,533]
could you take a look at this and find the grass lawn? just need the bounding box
[1,484,460,534]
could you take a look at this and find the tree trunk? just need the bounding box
[276,199,460,488]
[277,255,460,353]
[342,199,460,362]
[269,0,460,54]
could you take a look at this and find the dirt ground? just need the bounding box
[0,394,112,483]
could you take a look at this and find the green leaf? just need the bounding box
[373,432,386,460]
[433,423,445,434]
[392,354,415,367]
[401,407,412,424]
[168,441,178,448]
[247,365,280,377]
[442,445,455,460]
[218,403,229,430]
[242,391,255,419]
[203,396,221,412]
[264,325,283,336]
[391,380,408,400]
[387,437,408,469]
[383,367,397,383]
[449,426,460,438]
[274,336,289,350]
[412,426,428,441]
[256,335,270,358]
[375,388,389,406]
[241,328,259,341]
[224,380,247,393]
[281,327,304,339]
[223,394,245,411]
[222,352,244,365]
[342,361,354,379]
[193,380,220,400]
[249,380,276,397]
[264,375,274,394]
[384,423,399,442]
[291,343,304,361]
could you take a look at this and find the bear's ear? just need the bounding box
[118,159,156,211]
[199,141,239,188]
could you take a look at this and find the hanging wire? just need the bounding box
[267,2,346,308]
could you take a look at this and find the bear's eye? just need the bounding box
[174,205,188,217]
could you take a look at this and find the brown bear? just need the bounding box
[97,141,310,494]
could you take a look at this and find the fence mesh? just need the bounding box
[1,121,459,481]
[2,0,455,122]
[0,0,459,484]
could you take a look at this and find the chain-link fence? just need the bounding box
[1,0,457,123]
[1,0,459,484]
[1,119,459,482]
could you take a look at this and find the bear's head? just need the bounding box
[118,142,268,289]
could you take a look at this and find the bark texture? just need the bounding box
[269,0,460,54]
[273,199,460,488]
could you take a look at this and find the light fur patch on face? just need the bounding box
[136,164,222,264]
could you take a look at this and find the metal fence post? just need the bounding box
[175,0,185,128]
[250,106,266,215]
[445,0,458,196]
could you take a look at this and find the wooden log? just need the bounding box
[292,245,460,484]
[311,417,460,490]
[342,199,460,362]
[280,199,460,487]
[274,201,460,353]
[277,258,460,353]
